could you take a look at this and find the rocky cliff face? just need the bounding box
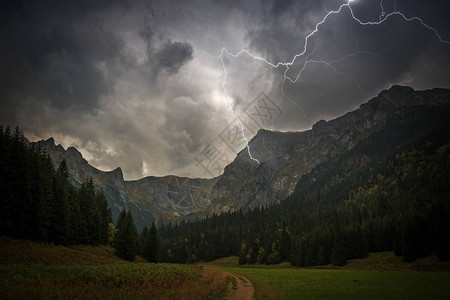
[34,139,217,229]
[34,86,450,227]
[209,85,450,211]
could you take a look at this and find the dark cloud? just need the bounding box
[240,0,450,127]
[1,0,449,179]
[0,0,126,121]
[246,0,337,62]
[152,41,194,75]
[137,5,194,82]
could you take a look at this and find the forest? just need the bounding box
[0,126,111,245]
[0,126,158,262]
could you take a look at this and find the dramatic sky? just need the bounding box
[1,0,449,179]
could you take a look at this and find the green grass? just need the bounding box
[344,251,450,272]
[205,256,240,267]
[3,237,449,300]
[0,263,190,298]
[0,263,229,299]
[207,252,450,299]
[0,236,125,265]
[204,256,291,269]
[209,264,450,299]
[0,237,228,299]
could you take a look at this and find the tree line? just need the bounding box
[0,126,160,263]
[159,108,450,266]
[0,126,111,245]
[112,209,159,262]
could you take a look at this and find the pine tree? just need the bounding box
[146,222,159,263]
[66,185,81,244]
[140,226,149,257]
[317,246,327,265]
[95,190,110,245]
[86,178,100,244]
[58,159,69,180]
[48,161,70,245]
[279,228,291,262]
[115,209,127,234]
[331,233,347,266]
[113,210,139,261]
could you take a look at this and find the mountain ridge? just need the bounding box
[210,85,450,212]
[32,85,450,228]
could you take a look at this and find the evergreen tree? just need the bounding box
[142,222,159,263]
[140,227,149,256]
[317,246,328,265]
[58,159,69,180]
[48,162,70,244]
[0,127,112,247]
[279,228,291,262]
[115,209,127,234]
[113,210,139,261]
[331,233,347,266]
[95,190,110,245]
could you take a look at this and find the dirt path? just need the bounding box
[226,272,255,300]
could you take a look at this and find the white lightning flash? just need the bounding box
[218,0,450,163]
[219,49,261,164]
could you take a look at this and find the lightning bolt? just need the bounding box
[379,0,386,21]
[219,49,261,164]
[218,0,450,163]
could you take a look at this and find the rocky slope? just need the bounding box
[34,86,450,227]
[35,138,217,229]
[210,85,450,211]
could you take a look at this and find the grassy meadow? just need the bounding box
[0,237,227,299]
[211,266,450,299]
[2,237,450,299]
[0,263,228,299]
[207,254,450,300]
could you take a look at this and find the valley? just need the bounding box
[2,1,450,298]
[2,86,450,299]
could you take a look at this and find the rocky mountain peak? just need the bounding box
[312,119,328,133]
[37,137,63,151]
[109,167,124,181]
[388,85,415,93]
[66,146,83,159]
[211,86,450,211]
[45,137,55,144]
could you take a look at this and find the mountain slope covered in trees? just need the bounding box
[209,86,450,212]
[159,104,450,265]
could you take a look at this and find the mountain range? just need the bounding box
[33,85,450,229]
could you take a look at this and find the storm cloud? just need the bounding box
[1,0,449,179]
